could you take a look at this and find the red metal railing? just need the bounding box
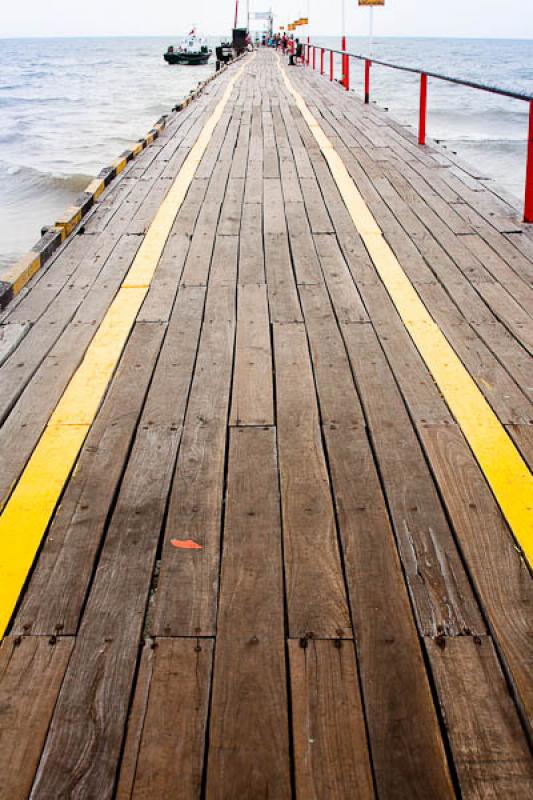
[302,43,533,223]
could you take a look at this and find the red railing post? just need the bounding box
[364,59,371,104]
[306,42,310,66]
[525,101,533,223]
[345,54,350,91]
[312,45,316,71]
[330,50,334,81]
[419,73,428,145]
[320,48,324,76]
[341,35,347,91]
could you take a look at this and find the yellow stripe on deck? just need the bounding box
[277,57,533,566]
[0,55,252,638]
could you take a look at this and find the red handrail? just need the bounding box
[303,43,533,223]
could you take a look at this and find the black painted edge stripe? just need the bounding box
[31,229,64,262]
[0,281,14,310]
[98,165,117,186]
[74,192,95,215]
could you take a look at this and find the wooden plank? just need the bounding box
[419,424,533,731]
[230,284,273,426]
[280,160,304,203]
[136,178,208,322]
[0,322,29,367]
[461,233,533,316]
[313,234,368,323]
[475,281,533,355]
[152,284,236,636]
[274,323,351,638]
[264,232,303,323]
[136,233,189,323]
[127,180,172,235]
[181,161,231,286]
[299,284,365,428]
[342,323,485,637]
[262,155,301,322]
[116,639,213,800]
[300,177,335,233]
[285,201,323,284]
[238,203,265,284]
[263,177,287,235]
[426,636,533,799]
[209,234,239,287]
[206,427,291,798]
[323,425,455,798]
[288,639,374,800]
[218,177,244,236]
[470,320,533,403]
[506,423,533,472]
[0,636,74,800]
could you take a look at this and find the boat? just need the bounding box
[164,29,212,65]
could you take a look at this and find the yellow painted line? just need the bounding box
[56,207,82,236]
[0,55,252,637]
[85,178,105,200]
[1,252,41,294]
[132,142,144,157]
[278,57,533,566]
[113,157,128,175]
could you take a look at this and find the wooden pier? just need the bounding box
[0,49,532,798]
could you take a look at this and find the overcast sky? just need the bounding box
[1,0,532,39]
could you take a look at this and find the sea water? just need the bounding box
[0,35,532,267]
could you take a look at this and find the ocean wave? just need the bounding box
[0,162,93,195]
[0,96,73,108]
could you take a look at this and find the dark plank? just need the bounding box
[274,322,351,638]
[427,636,533,799]
[218,177,244,236]
[0,636,74,800]
[298,283,365,428]
[285,201,323,284]
[116,638,213,800]
[152,284,236,636]
[313,234,368,323]
[230,284,273,426]
[288,639,375,800]
[264,232,302,323]
[239,202,265,284]
[206,427,291,798]
[181,160,232,286]
[209,234,239,286]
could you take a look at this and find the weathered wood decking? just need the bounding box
[0,49,532,798]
